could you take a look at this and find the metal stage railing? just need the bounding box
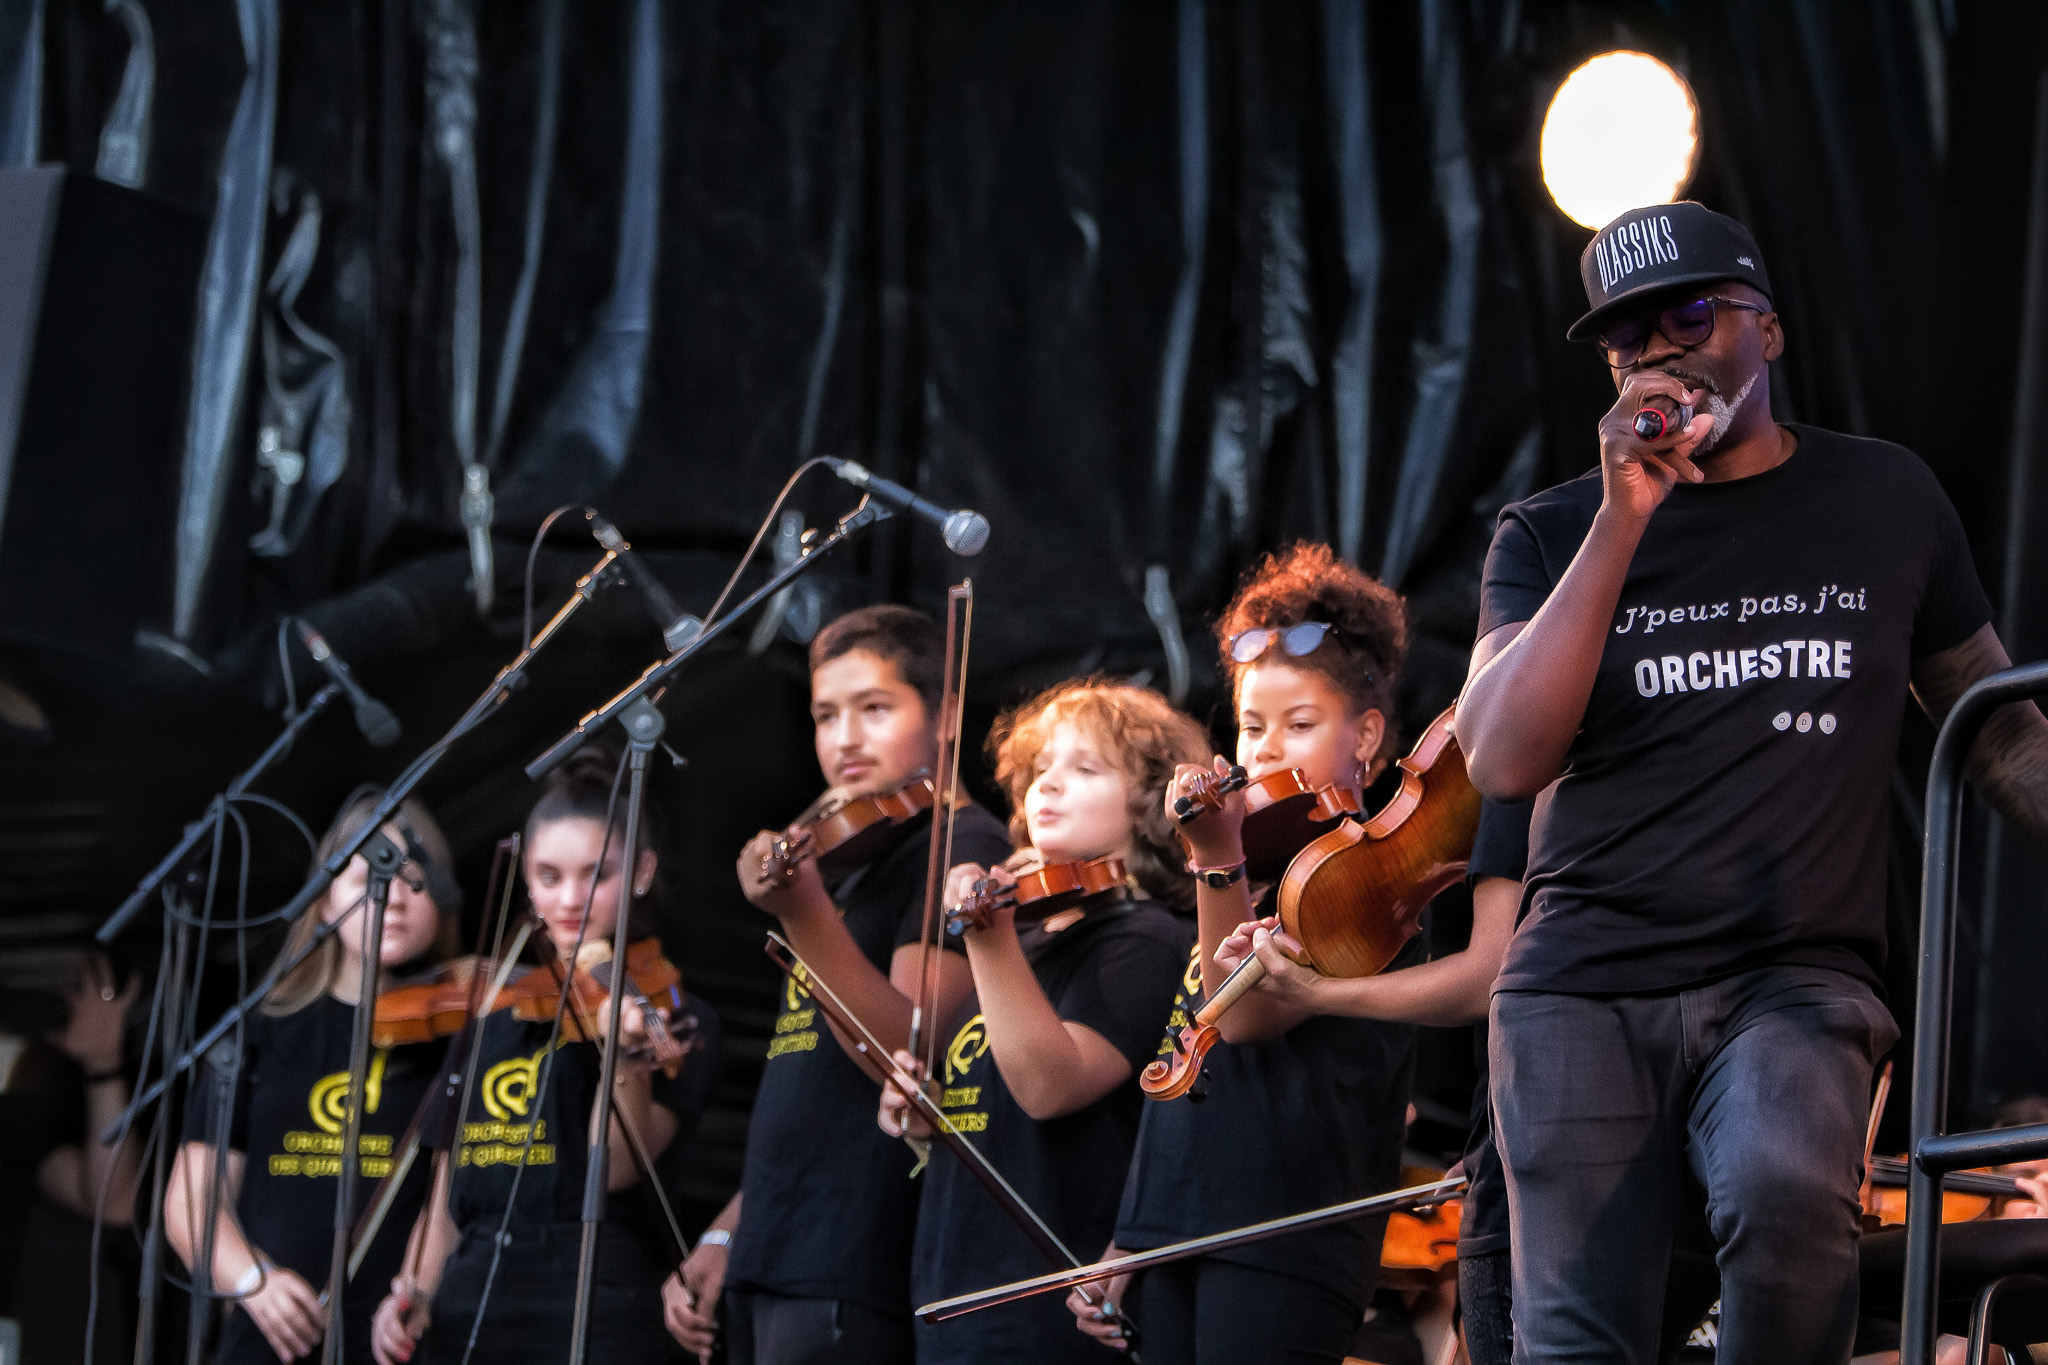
[1903,659,2048,1365]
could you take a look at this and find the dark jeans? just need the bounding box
[725,1287,914,1365]
[1458,1239,1723,1365]
[1490,965,1896,1365]
[1133,1257,1361,1365]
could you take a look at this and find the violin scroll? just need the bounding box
[1139,1024,1221,1100]
[1172,765,1249,824]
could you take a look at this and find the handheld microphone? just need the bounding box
[294,621,402,748]
[1632,397,1695,441]
[823,458,989,556]
[590,515,702,652]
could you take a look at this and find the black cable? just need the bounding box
[523,504,599,648]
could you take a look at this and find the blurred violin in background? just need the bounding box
[944,855,1130,936]
[761,770,937,883]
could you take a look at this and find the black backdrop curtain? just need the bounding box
[8,0,2048,1223]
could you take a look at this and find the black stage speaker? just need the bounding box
[0,166,203,659]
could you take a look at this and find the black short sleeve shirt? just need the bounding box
[1477,426,1992,994]
[726,804,1013,1317]
[181,997,439,1354]
[1113,900,1415,1308]
[911,899,1191,1365]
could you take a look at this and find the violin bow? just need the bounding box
[916,1174,1468,1323]
[764,932,1143,1349]
[910,579,974,1082]
[1858,1059,1894,1216]
[347,834,525,1278]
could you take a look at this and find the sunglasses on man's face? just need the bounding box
[1594,295,1768,369]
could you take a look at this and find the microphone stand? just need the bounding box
[322,830,403,1365]
[106,547,627,1143]
[525,499,886,780]
[566,698,663,1365]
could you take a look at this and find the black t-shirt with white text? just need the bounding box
[182,996,439,1365]
[912,898,1191,1365]
[1114,899,1414,1309]
[1461,798,1531,1258]
[1478,425,1991,995]
[726,804,1013,1318]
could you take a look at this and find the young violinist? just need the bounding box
[370,748,718,1364]
[666,605,1011,1365]
[167,790,461,1365]
[1089,542,1507,1365]
[880,678,1204,1364]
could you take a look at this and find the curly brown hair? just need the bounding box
[1215,543,1407,758]
[987,679,1213,911]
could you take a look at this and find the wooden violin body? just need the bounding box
[502,937,692,1076]
[372,937,692,1076]
[763,772,936,881]
[1277,705,1480,979]
[371,956,493,1048]
[946,856,1129,935]
[1861,1154,2020,1228]
[1142,706,1479,1100]
[1173,764,1365,878]
[1381,1200,1463,1285]
[1239,769,1364,877]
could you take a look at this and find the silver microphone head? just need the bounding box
[942,509,990,557]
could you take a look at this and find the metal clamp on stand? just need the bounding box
[1902,660,2048,1365]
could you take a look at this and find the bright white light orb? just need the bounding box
[1541,51,1699,230]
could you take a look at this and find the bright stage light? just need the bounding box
[1540,51,1699,231]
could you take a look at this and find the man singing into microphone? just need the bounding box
[1457,201,2048,1363]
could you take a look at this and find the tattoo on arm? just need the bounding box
[1911,624,2048,845]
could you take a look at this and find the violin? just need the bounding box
[1175,765,1363,878]
[761,771,937,882]
[370,937,694,1077]
[370,955,496,1048]
[500,937,695,1077]
[1142,705,1480,1100]
[1861,1153,2023,1228]
[1380,1201,1463,1285]
[944,856,1130,935]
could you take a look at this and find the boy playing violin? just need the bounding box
[879,678,1202,1364]
[666,605,1011,1365]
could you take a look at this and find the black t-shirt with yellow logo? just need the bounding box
[183,994,439,1364]
[726,804,1012,1319]
[1114,894,1416,1312]
[911,899,1190,1365]
[437,1004,712,1245]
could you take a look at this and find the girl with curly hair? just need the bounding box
[879,679,1206,1364]
[1090,543,1512,1365]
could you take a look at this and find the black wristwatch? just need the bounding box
[1189,859,1248,889]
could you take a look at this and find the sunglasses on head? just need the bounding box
[1227,622,1375,684]
[1594,294,1768,369]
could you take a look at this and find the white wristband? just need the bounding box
[234,1261,270,1295]
[695,1229,732,1251]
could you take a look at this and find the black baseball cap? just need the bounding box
[1567,201,1773,341]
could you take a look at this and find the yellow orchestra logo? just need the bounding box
[481,1045,555,1122]
[1181,945,1202,996]
[306,1051,387,1135]
[944,1014,990,1087]
[784,963,813,1013]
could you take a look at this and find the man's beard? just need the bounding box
[1663,369,1758,453]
